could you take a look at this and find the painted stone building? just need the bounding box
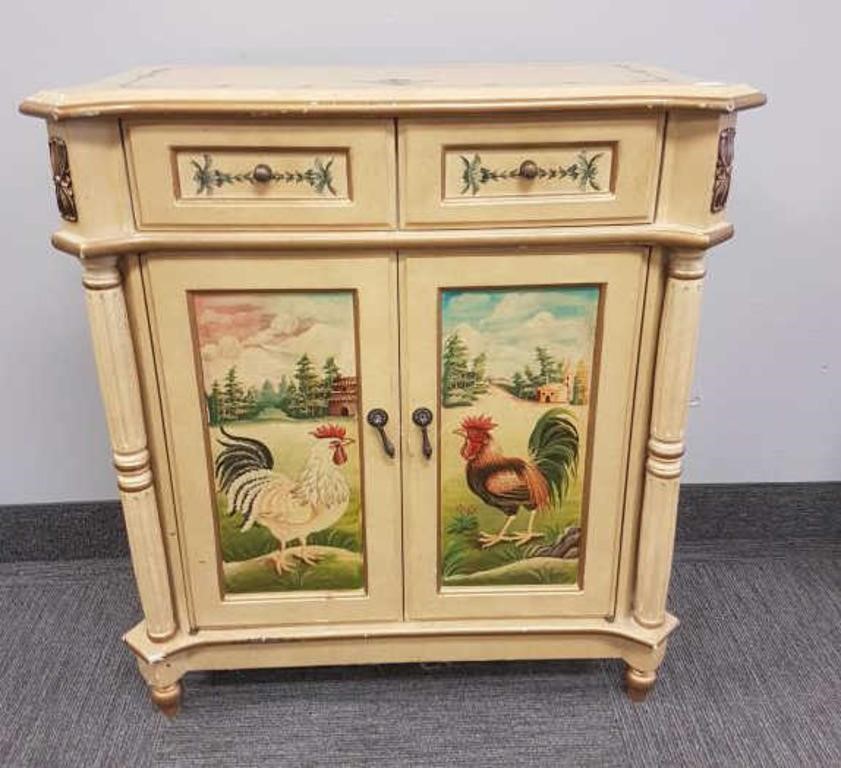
[535,380,570,404]
[327,375,358,417]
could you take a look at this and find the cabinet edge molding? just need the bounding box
[50,221,735,259]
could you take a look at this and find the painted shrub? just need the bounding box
[439,285,600,587]
[191,291,364,594]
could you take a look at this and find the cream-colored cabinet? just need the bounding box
[21,64,764,715]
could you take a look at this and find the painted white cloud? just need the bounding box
[197,293,357,390]
[443,291,597,380]
[449,322,485,356]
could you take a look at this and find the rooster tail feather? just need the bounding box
[219,426,274,469]
[231,475,271,524]
[215,427,274,495]
[528,407,580,509]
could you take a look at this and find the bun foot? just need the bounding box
[150,681,182,717]
[625,665,656,702]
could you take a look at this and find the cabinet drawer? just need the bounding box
[399,115,663,228]
[125,120,396,229]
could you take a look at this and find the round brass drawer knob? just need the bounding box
[519,160,539,180]
[252,164,274,183]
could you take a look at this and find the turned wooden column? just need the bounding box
[634,249,706,628]
[82,256,177,641]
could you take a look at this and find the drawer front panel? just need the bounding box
[400,116,663,227]
[126,121,396,229]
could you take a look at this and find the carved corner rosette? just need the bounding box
[710,127,736,213]
[48,136,78,222]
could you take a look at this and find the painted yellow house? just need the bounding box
[535,382,570,404]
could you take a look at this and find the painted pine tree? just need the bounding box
[442,333,472,406]
[523,365,541,399]
[321,356,341,404]
[471,353,488,394]
[293,354,321,417]
[258,380,276,412]
[242,386,259,420]
[222,367,246,422]
[535,346,562,384]
[284,380,298,416]
[207,379,222,425]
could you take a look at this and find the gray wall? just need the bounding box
[2,1,839,503]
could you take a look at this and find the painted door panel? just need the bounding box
[144,253,403,628]
[400,249,649,620]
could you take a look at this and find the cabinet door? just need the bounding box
[144,253,403,628]
[401,249,649,620]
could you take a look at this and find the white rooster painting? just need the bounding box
[191,291,364,594]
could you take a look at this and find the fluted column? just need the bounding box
[634,250,706,628]
[82,256,176,641]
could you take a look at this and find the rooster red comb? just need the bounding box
[312,424,347,440]
[460,414,497,432]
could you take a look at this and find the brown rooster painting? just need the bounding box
[455,409,579,548]
[215,424,354,575]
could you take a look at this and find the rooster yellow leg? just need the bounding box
[268,541,296,575]
[511,510,544,547]
[293,536,322,566]
[478,516,517,549]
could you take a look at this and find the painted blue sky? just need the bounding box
[441,286,599,379]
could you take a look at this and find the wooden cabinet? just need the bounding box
[21,63,764,715]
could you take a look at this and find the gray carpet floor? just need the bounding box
[1,536,839,767]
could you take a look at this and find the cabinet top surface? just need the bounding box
[20,63,765,120]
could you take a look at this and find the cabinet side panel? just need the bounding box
[656,112,737,228]
[46,119,135,240]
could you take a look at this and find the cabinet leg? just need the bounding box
[624,665,657,702]
[150,681,182,717]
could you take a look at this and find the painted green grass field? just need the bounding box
[209,417,365,594]
[440,385,587,587]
